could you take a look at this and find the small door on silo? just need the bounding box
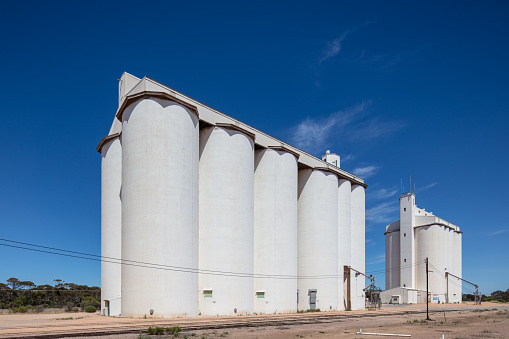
[309,289,317,310]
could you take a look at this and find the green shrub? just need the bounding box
[13,306,28,313]
[147,327,165,335]
[166,326,182,335]
[81,296,101,309]
[84,306,96,313]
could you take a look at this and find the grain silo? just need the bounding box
[350,185,366,310]
[254,148,298,314]
[98,119,122,317]
[119,97,200,317]
[337,179,351,310]
[98,73,368,317]
[297,169,339,311]
[199,125,255,316]
[381,193,462,304]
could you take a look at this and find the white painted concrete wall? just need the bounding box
[297,169,339,311]
[322,150,340,168]
[399,193,416,289]
[415,225,446,298]
[337,179,351,310]
[199,126,254,316]
[350,185,365,310]
[449,231,462,303]
[446,228,453,301]
[380,287,426,304]
[254,149,298,314]
[121,98,199,317]
[101,74,369,317]
[385,230,400,290]
[100,136,122,316]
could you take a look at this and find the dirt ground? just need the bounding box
[0,302,508,338]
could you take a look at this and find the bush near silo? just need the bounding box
[84,305,96,313]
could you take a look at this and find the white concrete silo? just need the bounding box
[199,125,255,316]
[456,232,462,302]
[445,228,453,302]
[337,179,351,311]
[449,231,462,303]
[385,231,400,290]
[297,169,339,311]
[120,98,199,317]
[350,185,365,310]
[100,131,122,316]
[415,225,446,302]
[254,148,298,314]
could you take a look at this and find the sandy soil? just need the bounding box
[0,302,507,338]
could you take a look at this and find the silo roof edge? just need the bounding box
[111,75,366,187]
[96,133,121,153]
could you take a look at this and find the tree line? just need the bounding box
[463,288,509,302]
[0,277,101,313]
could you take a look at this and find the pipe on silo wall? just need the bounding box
[254,149,298,314]
[101,136,122,316]
[385,231,400,291]
[199,126,254,316]
[350,185,365,310]
[337,179,351,311]
[121,98,199,317]
[297,169,339,312]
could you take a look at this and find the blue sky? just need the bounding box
[0,1,507,295]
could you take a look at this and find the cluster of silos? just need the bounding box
[414,225,462,302]
[98,75,367,317]
[384,193,462,304]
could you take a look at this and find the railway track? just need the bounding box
[0,309,455,338]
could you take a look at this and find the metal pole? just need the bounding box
[446,272,449,303]
[426,257,430,320]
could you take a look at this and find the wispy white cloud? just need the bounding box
[489,229,509,236]
[319,22,370,64]
[344,47,426,70]
[348,118,405,141]
[341,154,355,164]
[366,201,399,224]
[367,253,385,265]
[368,186,399,200]
[319,32,349,63]
[352,165,379,179]
[291,101,369,152]
[416,182,438,192]
[290,99,404,154]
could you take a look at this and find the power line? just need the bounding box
[367,260,425,275]
[0,238,427,281]
[427,262,475,294]
[0,238,334,279]
[0,242,313,280]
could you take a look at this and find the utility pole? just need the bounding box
[426,257,430,320]
[446,272,449,303]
